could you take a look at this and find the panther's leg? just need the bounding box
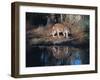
[56,29,60,38]
[66,32,68,38]
[63,32,65,37]
[52,30,56,37]
[65,30,68,38]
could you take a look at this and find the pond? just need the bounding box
[26,46,89,67]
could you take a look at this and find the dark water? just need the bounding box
[26,46,89,67]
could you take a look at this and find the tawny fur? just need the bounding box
[51,23,70,38]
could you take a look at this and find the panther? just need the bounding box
[51,23,70,38]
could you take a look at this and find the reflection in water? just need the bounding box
[26,46,89,67]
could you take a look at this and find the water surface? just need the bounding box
[26,45,89,67]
